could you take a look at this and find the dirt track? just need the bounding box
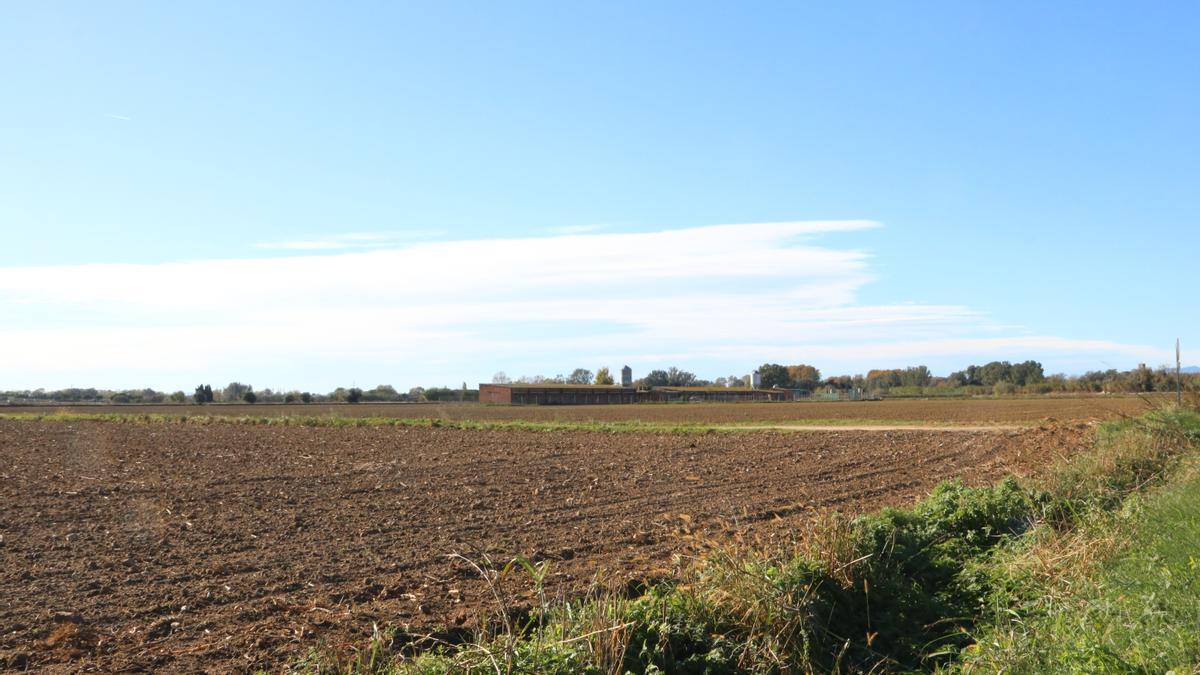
[0,419,1090,672]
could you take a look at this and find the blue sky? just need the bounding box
[1,1,1196,391]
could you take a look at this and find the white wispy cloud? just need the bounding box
[106,114,132,121]
[0,220,1169,388]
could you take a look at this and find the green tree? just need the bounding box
[977,361,1013,386]
[1011,360,1045,386]
[193,384,214,404]
[899,366,932,387]
[665,367,698,386]
[243,390,257,404]
[567,368,594,385]
[300,392,313,404]
[221,382,250,402]
[346,387,363,404]
[594,367,614,385]
[364,384,400,401]
[643,369,670,387]
[757,363,792,388]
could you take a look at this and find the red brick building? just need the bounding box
[479,384,638,405]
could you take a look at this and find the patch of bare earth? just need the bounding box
[0,420,1090,672]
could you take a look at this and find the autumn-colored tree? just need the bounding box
[786,364,821,388]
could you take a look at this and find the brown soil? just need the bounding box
[0,419,1091,672]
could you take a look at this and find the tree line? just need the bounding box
[0,382,483,405]
[3,361,1195,405]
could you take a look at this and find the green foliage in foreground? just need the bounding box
[958,463,1200,673]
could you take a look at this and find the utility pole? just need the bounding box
[1177,338,1183,407]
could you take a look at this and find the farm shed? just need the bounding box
[479,384,638,405]
[646,387,788,403]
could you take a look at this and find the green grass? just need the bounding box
[955,461,1200,673]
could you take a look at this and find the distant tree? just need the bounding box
[786,364,821,386]
[364,384,400,401]
[866,369,902,390]
[643,369,670,387]
[169,391,187,403]
[492,371,511,384]
[300,392,313,404]
[346,387,363,404]
[243,390,257,404]
[222,382,250,403]
[567,368,594,385]
[193,384,214,404]
[422,386,457,401]
[284,393,297,403]
[1131,363,1155,392]
[823,375,854,390]
[1011,360,1045,386]
[977,361,1013,386]
[786,364,822,389]
[665,367,698,387]
[408,386,425,400]
[898,366,932,387]
[757,363,792,389]
[594,367,614,385]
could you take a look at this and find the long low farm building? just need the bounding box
[479,384,639,405]
[645,386,787,402]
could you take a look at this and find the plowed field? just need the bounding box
[0,419,1090,672]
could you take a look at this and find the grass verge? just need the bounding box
[287,406,1200,673]
[956,457,1200,672]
